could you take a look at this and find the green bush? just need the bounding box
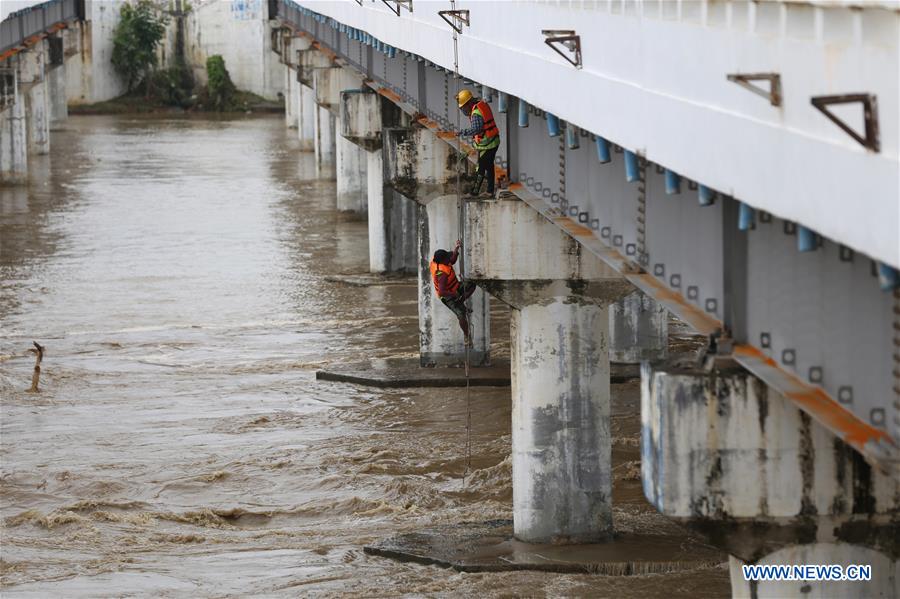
[148,66,193,107]
[111,0,168,93]
[206,55,237,111]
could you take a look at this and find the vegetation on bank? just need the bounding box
[90,0,279,115]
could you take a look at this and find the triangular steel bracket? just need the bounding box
[811,93,880,152]
[382,0,412,16]
[727,72,781,106]
[438,9,469,34]
[542,30,581,69]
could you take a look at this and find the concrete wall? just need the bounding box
[64,1,128,105]
[183,0,283,100]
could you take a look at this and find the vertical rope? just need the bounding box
[449,0,473,485]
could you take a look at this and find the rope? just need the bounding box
[449,0,473,485]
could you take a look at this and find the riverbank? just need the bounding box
[68,90,283,116]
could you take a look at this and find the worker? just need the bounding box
[456,89,501,198]
[430,239,477,345]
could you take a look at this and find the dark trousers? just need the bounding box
[472,146,499,195]
[440,281,477,337]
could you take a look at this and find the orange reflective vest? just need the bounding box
[472,100,500,150]
[430,260,460,298]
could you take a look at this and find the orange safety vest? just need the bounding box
[430,260,460,298]
[472,100,500,149]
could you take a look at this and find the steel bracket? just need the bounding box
[726,72,781,106]
[382,0,412,16]
[811,93,880,152]
[542,30,582,69]
[438,9,469,33]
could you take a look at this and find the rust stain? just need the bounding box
[734,345,892,451]
[378,88,401,102]
[628,273,722,335]
[311,42,337,61]
[0,21,68,61]
[436,131,456,140]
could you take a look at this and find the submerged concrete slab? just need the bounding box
[316,359,639,389]
[364,519,724,574]
[316,359,510,388]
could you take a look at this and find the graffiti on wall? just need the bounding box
[231,0,261,21]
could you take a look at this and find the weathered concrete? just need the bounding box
[340,90,415,273]
[364,520,725,574]
[314,104,336,178]
[0,76,28,184]
[313,67,364,115]
[335,131,367,214]
[465,195,632,544]
[642,362,900,597]
[510,297,614,543]
[298,83,316,151]
[381,125,489,366]
[46,53,67,128]
[283,63,297,129]
[609,290,668,363]
[20,51,50,156]
[182,0,283,101]
[316,359,511,388]
[419,195,490,367]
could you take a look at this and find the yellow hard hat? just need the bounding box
[456,89,473,108]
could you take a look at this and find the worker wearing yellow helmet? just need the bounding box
[456,89,501,198]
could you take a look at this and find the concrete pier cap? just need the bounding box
[464,196,633,544]
[383,126,473,206]
[313,66,364,114]
[340,90,382,151]
[297,48,334,88]
[642,362,899,597]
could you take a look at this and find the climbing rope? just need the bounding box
[449,0,473,485]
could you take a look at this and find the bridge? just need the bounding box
[2,1,898,595]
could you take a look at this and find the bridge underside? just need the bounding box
[276,3,899,596]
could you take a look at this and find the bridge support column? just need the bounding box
[642,363,899,598]
[283,61,297,129]
[335,132,367,214]
[419,195,490,366]
[609,291,668,363]
[385,126,489,366]
[465,197,632,542]
[46,38,67,128]
[298,83,316,151]
[0,72,28,184]
[341,90,415,273]
[313,105,335,178]
[21,49,50,156]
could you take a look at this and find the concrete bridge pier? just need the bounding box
[299,48,337,178]
[609,291,668,363]
[340,90,415,274]
[384,126,490,367]
[642,363,899,598]
[313,66,367,213]
[20,48,50,157]
[0,66,28,184]
[298,84,316,151]
[465,197,632,542]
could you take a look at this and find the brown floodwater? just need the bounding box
[0,115,728,597]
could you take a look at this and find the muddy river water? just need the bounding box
[1,115,728,597]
